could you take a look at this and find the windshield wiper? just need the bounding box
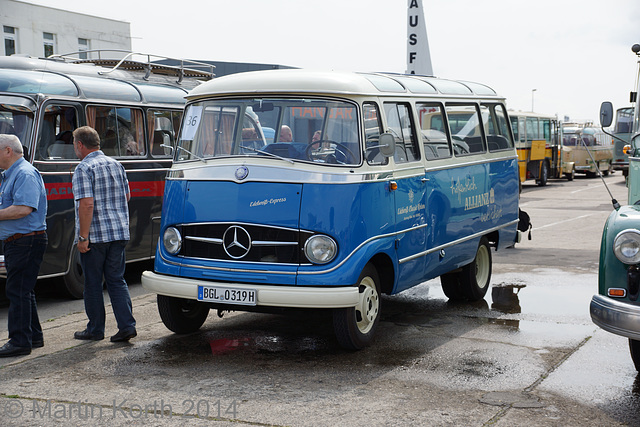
[161,144,207,163]
[240,145,295,164]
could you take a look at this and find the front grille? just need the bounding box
[180,223,313,264]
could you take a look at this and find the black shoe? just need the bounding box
[0,341,31,357]
[32,339,44,348]
[110,328,137,342]
[74,329,104,341]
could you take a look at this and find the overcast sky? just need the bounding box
[22,0,640,123]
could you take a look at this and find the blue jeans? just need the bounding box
[4,233,47,348]
[80,240,136,336]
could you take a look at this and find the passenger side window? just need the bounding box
[481,104,514,152]
[87,106,144,157]
[363,102,388,165]
[37,104,79,160]
[445,104,485,155]
[384,102,420,163]
[148,109,181,158]
[417,103,451,160]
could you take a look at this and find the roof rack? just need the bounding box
[47,49,215,83]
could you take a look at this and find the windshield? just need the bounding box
[0,103,34,148]
[177,98,362,166]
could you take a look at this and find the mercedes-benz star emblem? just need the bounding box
[235,166,249,181]
[223,225,252,259]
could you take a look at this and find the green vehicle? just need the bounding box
[590,43,640,370]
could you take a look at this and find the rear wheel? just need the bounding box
[440,237,492,302]
[629,339,640,371]
[536,162,548,187]
[157,295,210,334]
[62,247,84,299]
[333,263,381,350]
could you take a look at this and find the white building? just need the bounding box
[0,0,131,58]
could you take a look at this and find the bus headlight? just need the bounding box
[613,229,640,264]
[304,235,337,264]
[163,227,182,254]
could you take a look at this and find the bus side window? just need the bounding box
[87,106,144,157]
[363,102,388,165]
[417,102,451,160]
[38,104,79,160]
[445,104,485,155]
[148,109,179,157]
[482,104,514,152]
[384,102,420,163]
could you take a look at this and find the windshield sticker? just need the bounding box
[181,106,202,140]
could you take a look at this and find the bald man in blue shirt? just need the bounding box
[0,134,48,357]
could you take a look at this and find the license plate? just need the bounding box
[197,285,257,306]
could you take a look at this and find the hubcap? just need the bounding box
[475,245,490,289]
[356,276,379,334]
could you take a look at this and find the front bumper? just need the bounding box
[590,294,640,340]
[141,271,359,309]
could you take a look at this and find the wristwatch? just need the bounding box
[78,236,88,242]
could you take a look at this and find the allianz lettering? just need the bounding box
[465,188,495,211]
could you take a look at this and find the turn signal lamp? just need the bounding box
[623,145,632,155]
[389,181,398,191]
[608,288,626,297]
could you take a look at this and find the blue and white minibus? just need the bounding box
[141,69,520,349]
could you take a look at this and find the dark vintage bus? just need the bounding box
[0,52,213,297]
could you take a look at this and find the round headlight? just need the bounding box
[613,229,640,264]
[163,227,182,254]
[304,235,337,264]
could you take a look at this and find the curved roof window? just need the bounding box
[392,76,437,94]
[137,83,188,104]
[72,75,141,101]
[362,74,406,92]
[422,78,473,95]
[0,69,78,96]
[459,81,496,96]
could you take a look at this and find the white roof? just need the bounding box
[187,69,501,100]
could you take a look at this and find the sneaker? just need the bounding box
[74,329,104,341]
[110,329,137,342]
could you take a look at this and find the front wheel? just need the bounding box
[629,339,640,371]
[440,237,492,301]
[157,295,210,334]
[333,263,381,350]
[565,167,575,181]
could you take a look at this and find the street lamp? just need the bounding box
[531,89,537,112]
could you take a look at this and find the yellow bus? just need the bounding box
[509,111,570,186]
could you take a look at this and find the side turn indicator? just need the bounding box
[608,288,627,297]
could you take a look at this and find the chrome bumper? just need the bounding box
[590,294,640,340]
[141,270,359,309]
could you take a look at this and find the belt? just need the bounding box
[4,230,46,243]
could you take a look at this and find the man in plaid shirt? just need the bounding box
[71,126,137,343]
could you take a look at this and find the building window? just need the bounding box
[3,26,17,56]
[78,38,89,59]
[43,32,55,57]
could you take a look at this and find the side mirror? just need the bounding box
[600,102,614,128]
[378,133,396,158]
